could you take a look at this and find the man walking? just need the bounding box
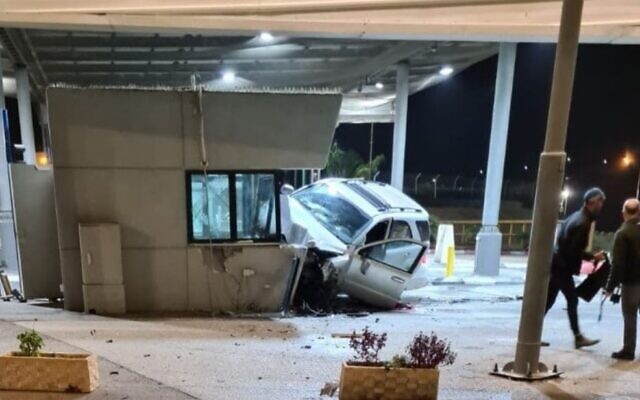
[545,188,606,349]
[605,198,640,360]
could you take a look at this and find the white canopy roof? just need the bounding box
[0,0,637,122]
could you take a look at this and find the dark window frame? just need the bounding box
[186,170,283,244]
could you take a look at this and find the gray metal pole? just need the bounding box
[513,0,584,376]
[474,43,517,277]
[391,61,409,191]
[368,123,374,180]
[16,68,36,165]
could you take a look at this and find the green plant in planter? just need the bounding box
[386,354,409,369]
[17,329,44,357]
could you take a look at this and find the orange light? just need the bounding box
[622,153,634,168]
[35,152,49,167]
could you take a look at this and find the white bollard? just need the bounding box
[434,224,455,264]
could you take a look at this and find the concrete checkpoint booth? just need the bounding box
[46,87,341,313]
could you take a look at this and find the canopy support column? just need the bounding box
[474,43,517,277]
[391,61,409,191]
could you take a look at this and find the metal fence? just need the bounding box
[440,219,532,251]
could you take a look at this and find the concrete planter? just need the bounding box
[339,362,439,400]
[0,352,99,393]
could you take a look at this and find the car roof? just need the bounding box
[296,178,428,218]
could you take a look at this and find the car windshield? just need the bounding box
[293,183,370,243]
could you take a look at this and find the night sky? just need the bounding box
[336,43,640,231]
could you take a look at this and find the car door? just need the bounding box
[384,220,415,267]
[341,239,427,309]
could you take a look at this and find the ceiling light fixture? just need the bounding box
[222,70,236,82]
[439,65,454,77]
[259,32,274,42]
[375,82,384,90]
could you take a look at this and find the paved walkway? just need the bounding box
[1,277,638,400]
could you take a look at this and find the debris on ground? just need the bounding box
[320,382,339,397]
[106,339,113,343]
[143,354,151,358]
[301,345,312,349]
[332,333,361,339]
[110,371,119,375]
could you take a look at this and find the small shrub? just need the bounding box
[348,327,387,365]
[17,329,44,357]
[406,332,456,369]
[386,354,409,369]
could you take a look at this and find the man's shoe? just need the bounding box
[575,334,600,349]
[611,350,635,360]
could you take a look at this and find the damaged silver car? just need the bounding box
[282,179,431,310]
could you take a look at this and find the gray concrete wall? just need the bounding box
[10,164,62,299]
[47,88,340,312]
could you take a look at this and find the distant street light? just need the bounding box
[432,175,440,199]
[414,173,422,195]
[453,175,461,190]
[471,175,481,193]
[620,152,640,198]
[603,158,608,165]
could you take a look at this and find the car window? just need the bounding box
[416,220,431,243]
[389,220,412,239]
[365,220,389,244]
[293,184,371,244]
[360,240,424,272]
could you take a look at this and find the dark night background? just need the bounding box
[335,43,640,231]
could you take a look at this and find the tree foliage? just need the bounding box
[324,143,385,179]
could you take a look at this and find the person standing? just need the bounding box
[544,188,606,349]
[605,198,640,360]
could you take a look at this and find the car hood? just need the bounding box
[284,196,348,254]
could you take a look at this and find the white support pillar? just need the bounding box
[0,58,21,282]
[16,68,36,165]
[474,43,517,277]
[391,61,409,191]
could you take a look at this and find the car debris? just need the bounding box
[283,179,431,312]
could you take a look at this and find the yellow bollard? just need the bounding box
[445,246,455,278]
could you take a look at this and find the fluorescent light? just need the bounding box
[222,70,236,82]
[375,82,384,89]
[439,65,454,77]
[259,32,274,42]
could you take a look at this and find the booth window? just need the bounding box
[187,171,281,243]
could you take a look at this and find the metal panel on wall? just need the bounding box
[10,164,62,299]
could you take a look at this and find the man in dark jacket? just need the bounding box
[544,188,606,349]
[605,198,640,360]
